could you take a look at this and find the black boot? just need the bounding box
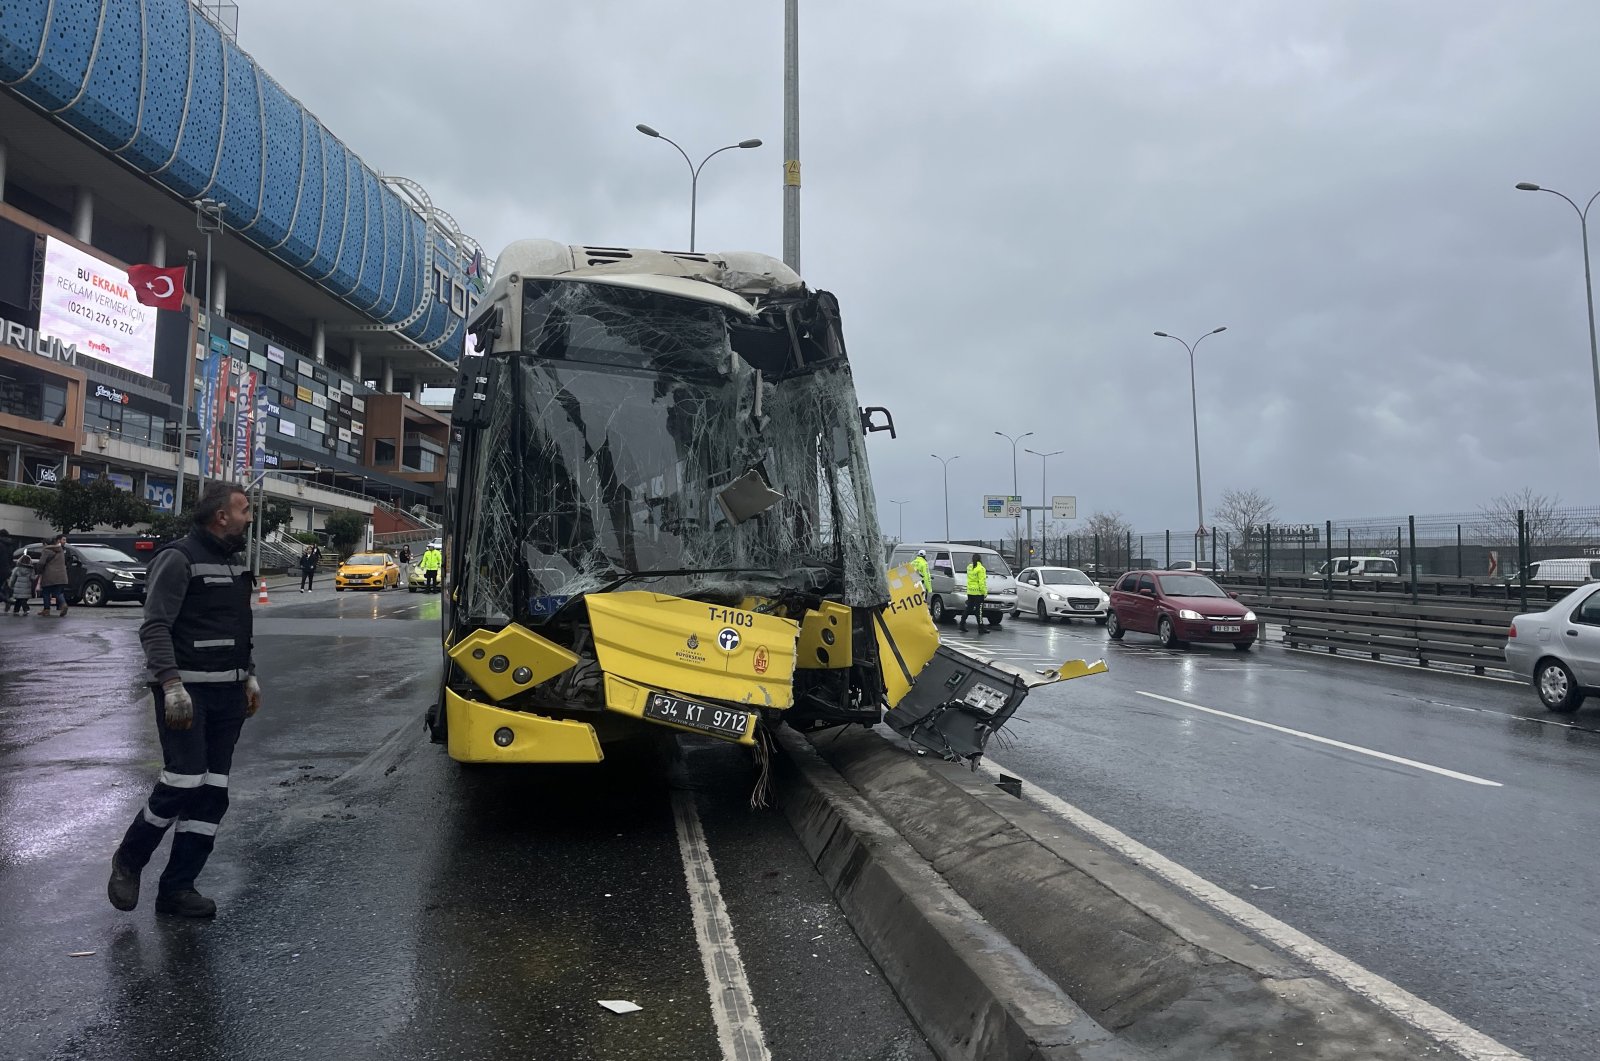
[107,856,141,911]
[155,890,217,918]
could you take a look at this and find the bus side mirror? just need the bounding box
[860,406,896,438]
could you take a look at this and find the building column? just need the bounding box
[380,358,394,394]
[349,340,362,382]
[411,378,423,402]
[147,227,167,268]
[312,319,326,364]
[72,187,94,243]
[212,261,227,317]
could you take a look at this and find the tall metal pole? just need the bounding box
[200,224,212,500]
[1026,447,1061,567]
[1155,328,1226,544]
[174,250,198,516]
[994,431,1032,568]
[1515,184,1600,479]
[887,499,907,542]
[782,0,800,271]
[636,128,762,252]
[931,454,958,541]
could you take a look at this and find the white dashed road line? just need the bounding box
[974,758,1530,1061]
[1135,691,1502,787]
[672,790,771,1061]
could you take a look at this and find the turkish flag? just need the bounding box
[126,264,187,311]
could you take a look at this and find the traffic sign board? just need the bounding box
[1051,495,1076,520]
[984,495,1022,518]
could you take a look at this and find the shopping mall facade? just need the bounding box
[0,1,482,532]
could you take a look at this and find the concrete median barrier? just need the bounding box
[775,727,1458,1061]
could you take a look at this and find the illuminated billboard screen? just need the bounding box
[38,237,159,378]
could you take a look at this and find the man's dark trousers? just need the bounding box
[115,683,247,895]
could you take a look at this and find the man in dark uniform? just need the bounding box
[108,482,261,918]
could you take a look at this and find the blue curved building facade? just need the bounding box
[0,0,476,359]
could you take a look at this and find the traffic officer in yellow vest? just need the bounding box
[910,549,932,598]
[419,544,442,591]
[108,483,261,919]
[960,553,989,633]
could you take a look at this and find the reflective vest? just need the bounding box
[159,531,254,683]
[910,555,931,592]
[419,549,442,572]
[966,561,987,596]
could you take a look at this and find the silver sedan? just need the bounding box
[1505,583,1600,713]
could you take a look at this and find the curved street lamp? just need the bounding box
[1024,447,1063,565]
[931,454,959,541]
[1515,182,1600,473]
[994,431,1034,567]
[636,124,762,252]
[1154,327,1227,542]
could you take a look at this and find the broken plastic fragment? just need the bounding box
[598,1000,642,1014]
[715,468,786,525]
[67,951,95,957]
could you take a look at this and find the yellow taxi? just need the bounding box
[334,551,401,591]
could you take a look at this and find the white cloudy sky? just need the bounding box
[242,0,1600,538]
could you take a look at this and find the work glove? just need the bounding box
[245,675,261,718]
[161,680,194,731]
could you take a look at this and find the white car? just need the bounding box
[1015,566,1109,624]
[1505,583,1600,713]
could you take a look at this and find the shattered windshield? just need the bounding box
[460,280,887,623]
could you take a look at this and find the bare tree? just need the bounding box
[1212,488,1277,571]
[1069,510,1133,570]
[1479,488,1583,552]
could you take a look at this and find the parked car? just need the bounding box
[1510,558,1600,586]
[1015,566,1109,624]
[886,542,1018,626]
[1311,556,1400,578]
[12,542,148,606]
[1107,570,1258,650]
[335,552,401,591]
[1166,560,1220,573]
[1505,583,1600,712]
[407,558,442,593]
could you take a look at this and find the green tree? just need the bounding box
[33,480,152,534]
[259,497,291,537]
[323,510,367,556]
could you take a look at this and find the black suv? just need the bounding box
[13,542,149,606]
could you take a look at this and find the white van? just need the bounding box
[887,542,1018,626]
[1514,558,1600,585]
[1312,556,1400,578]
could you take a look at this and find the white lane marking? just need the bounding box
[1135,691,1502,788]
[973,759,1530,1061]
[672,790,771,1061]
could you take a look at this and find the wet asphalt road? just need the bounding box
[950,611,1599,1061]
[0,589,932,1061]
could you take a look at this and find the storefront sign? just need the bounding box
[296,385,314,402]
[0,316,80,362]
[145,477,176,512]
[107,471,134,492]
[93,383,131,405]
[229,327,250,348]
[266,343,286,365]
[27,462,61,485]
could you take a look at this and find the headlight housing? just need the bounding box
[1178,608,1203,620]
[1243,610,1257,622]
[1046,591,1064,601]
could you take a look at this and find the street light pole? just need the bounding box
[782,0,800,271]
[993,430,1033,568]
[888,498,908,542]
[1154,327,1226,548]
[930,454,958,541]
[194,198,226,505]
[636,125,762,252]
[1025,447,1062,565]
[1515,182,1600,476]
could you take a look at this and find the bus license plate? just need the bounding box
[1213,624,1241,634]
[645,693,750,738]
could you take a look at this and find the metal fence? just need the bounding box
[970,506,1600,583]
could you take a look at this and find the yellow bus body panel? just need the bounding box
[585,591,798,710]
[876,563,941,708]
[444,688,604,764]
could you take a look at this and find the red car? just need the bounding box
[1106,570,1258,650]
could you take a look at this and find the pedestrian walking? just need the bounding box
[298,545,318,592]
[8,551,34,615]
[0,529,14,611]
[108,482,260,919]
[38,534,70,617]
[418,543,442,591]
[959,553,989,633]
[398,544,412,588]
